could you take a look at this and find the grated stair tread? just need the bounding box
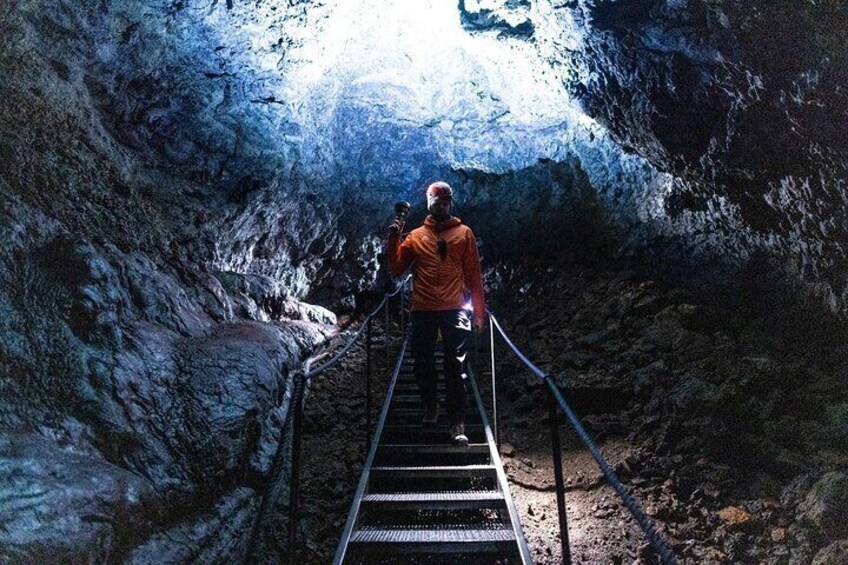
[363,491,504,503]
[351,525,515,544]
[372,465,495,472]
[378,443,489,453]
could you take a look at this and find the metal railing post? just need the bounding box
[385,299,390,370]
[265,275,410,565]
[287,370,306,560]
[548,383,572,564]
[489,317,498,447]
[399,287,405,336]
[365,316,373,452]
[472,325,479,373]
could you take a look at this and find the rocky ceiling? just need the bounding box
[6,0,842,303]
[1,0,847,561]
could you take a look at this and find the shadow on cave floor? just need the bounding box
[263,259,848,564]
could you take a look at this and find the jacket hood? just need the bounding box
[424,215,462,232]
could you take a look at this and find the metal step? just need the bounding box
[383,423,484,435]
[349,525,516,554]
[381,428,485,444]
[386,412,482,426]
[394,382,445,393]
[375,443,490,466]
[377,443,490,455]
[401,356,445,362]
[361,491,505,511]
[392,394,446,405]
[368,464,499,492]
[370,465,496,479]
[334,336,531,564]
[399,363,446,370]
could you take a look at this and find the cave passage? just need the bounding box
[1,0,848,564]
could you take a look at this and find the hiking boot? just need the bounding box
[450,423,468,447]
[422,403,439,427]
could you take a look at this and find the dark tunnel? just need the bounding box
[1,0,847,563]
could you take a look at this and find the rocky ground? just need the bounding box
[488,260,848,564]
[282,261,848,564]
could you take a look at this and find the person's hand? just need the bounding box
[473,315,486,333]
[388,217,405,236]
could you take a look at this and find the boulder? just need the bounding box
[0,433,163,563]
[798,472,848,540]
[812,540,848,565]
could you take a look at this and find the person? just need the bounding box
[387,181,486,446]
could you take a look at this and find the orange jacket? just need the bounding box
[388,216,486,323]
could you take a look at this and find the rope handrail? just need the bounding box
[488,312,678,565]
[280,273,410,560]
[305,275,410,379]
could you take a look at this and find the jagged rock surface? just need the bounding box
[486,261,848,563]
[2,0,848,562]
[0,2,340,559]
[526,0,848,307]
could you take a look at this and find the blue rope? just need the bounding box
[490,314,678,565]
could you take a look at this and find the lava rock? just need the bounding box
[812,540,848,565]
[798,472,848,540]
[126,487,259,564]
[0,433,163,563]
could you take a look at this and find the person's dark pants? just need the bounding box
[411,309,471,426]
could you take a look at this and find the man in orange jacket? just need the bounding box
[387,181,486,446]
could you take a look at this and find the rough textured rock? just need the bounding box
[7,0,847,306]
[799,472,848,541]
[0,228,334,559]
[0,0,348,557]
[0,433,163,563]
[2,0,848,561]
[813,540,848,565]
[127,487,259,564]
[485,261,848,562]
[526,0,848,307]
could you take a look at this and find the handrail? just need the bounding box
[465,345,533,563]
[332,334,409,564]
[279,274,411,562]
[305,275,410,379]
[488,312,678,565]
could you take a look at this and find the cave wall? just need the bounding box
[528,0,848,306]
[0,1,342,560]
[452,0,848,309]
[2,0,848,561]
[6,0,844,305]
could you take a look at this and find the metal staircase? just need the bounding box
[333,338,532,564]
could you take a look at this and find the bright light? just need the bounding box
[275,0,583,173]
